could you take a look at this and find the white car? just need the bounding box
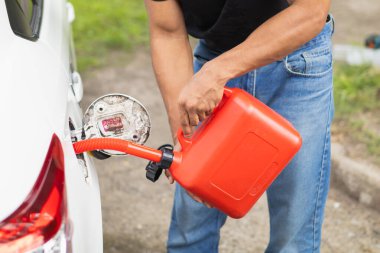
[0,1,103,252]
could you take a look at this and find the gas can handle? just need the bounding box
[177,128,192,150]
[177,87,235,150]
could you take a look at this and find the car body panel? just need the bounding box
[0,0,103,252]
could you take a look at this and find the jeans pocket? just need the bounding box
[284,45,333,77]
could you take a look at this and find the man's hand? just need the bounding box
[164,138,213,208]
[178,63,227,136]
[165,170,213,208]
[165,166,213,208]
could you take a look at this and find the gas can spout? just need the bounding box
[73,138,163,162]
[73,138,176,182]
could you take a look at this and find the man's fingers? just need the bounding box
[179,108,192,136]
[187,111,200,127]
[203,202,213,208]
[194,196,204,203]
[186,190,202,203]
[197,111,207,122]
[186,190,213,208]
[165,170,174,184]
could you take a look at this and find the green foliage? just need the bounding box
[334,64,380,117]
[70,0,148,71]
[334,63,380,160]
[346,118,380,158]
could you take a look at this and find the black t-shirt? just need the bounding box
[179,0,289,52]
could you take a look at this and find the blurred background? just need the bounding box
[70,0,380,252]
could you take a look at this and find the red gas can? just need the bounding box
[169,87,302,218]
[73,87,302,219]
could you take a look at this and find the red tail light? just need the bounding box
[0,134,66,252]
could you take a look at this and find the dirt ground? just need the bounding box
[81,1,380,252]
[331,0,380,44]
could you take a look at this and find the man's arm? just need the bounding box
[177,0,331,135]
[211,0,331,80]
[144,0,194,140]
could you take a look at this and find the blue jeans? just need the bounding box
[168,16,334,253]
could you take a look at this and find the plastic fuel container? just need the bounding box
[169,87,302,218]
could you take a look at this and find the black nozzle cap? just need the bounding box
[145,161,163,182]
[158,147,174,169]
[145,144,174,183]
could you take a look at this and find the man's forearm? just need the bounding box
[205,0,330,82]
[144,0,195,139]
[150,35,193,137]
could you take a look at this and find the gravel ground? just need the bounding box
[80,1,380,252]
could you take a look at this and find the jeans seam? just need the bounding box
[253,69,257,96]
[312,90,332,252]
[248,70,257,96]
[214,211,223,252]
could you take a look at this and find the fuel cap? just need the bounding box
[83,94,151,156]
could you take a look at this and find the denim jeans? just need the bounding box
[168,16,334,253]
